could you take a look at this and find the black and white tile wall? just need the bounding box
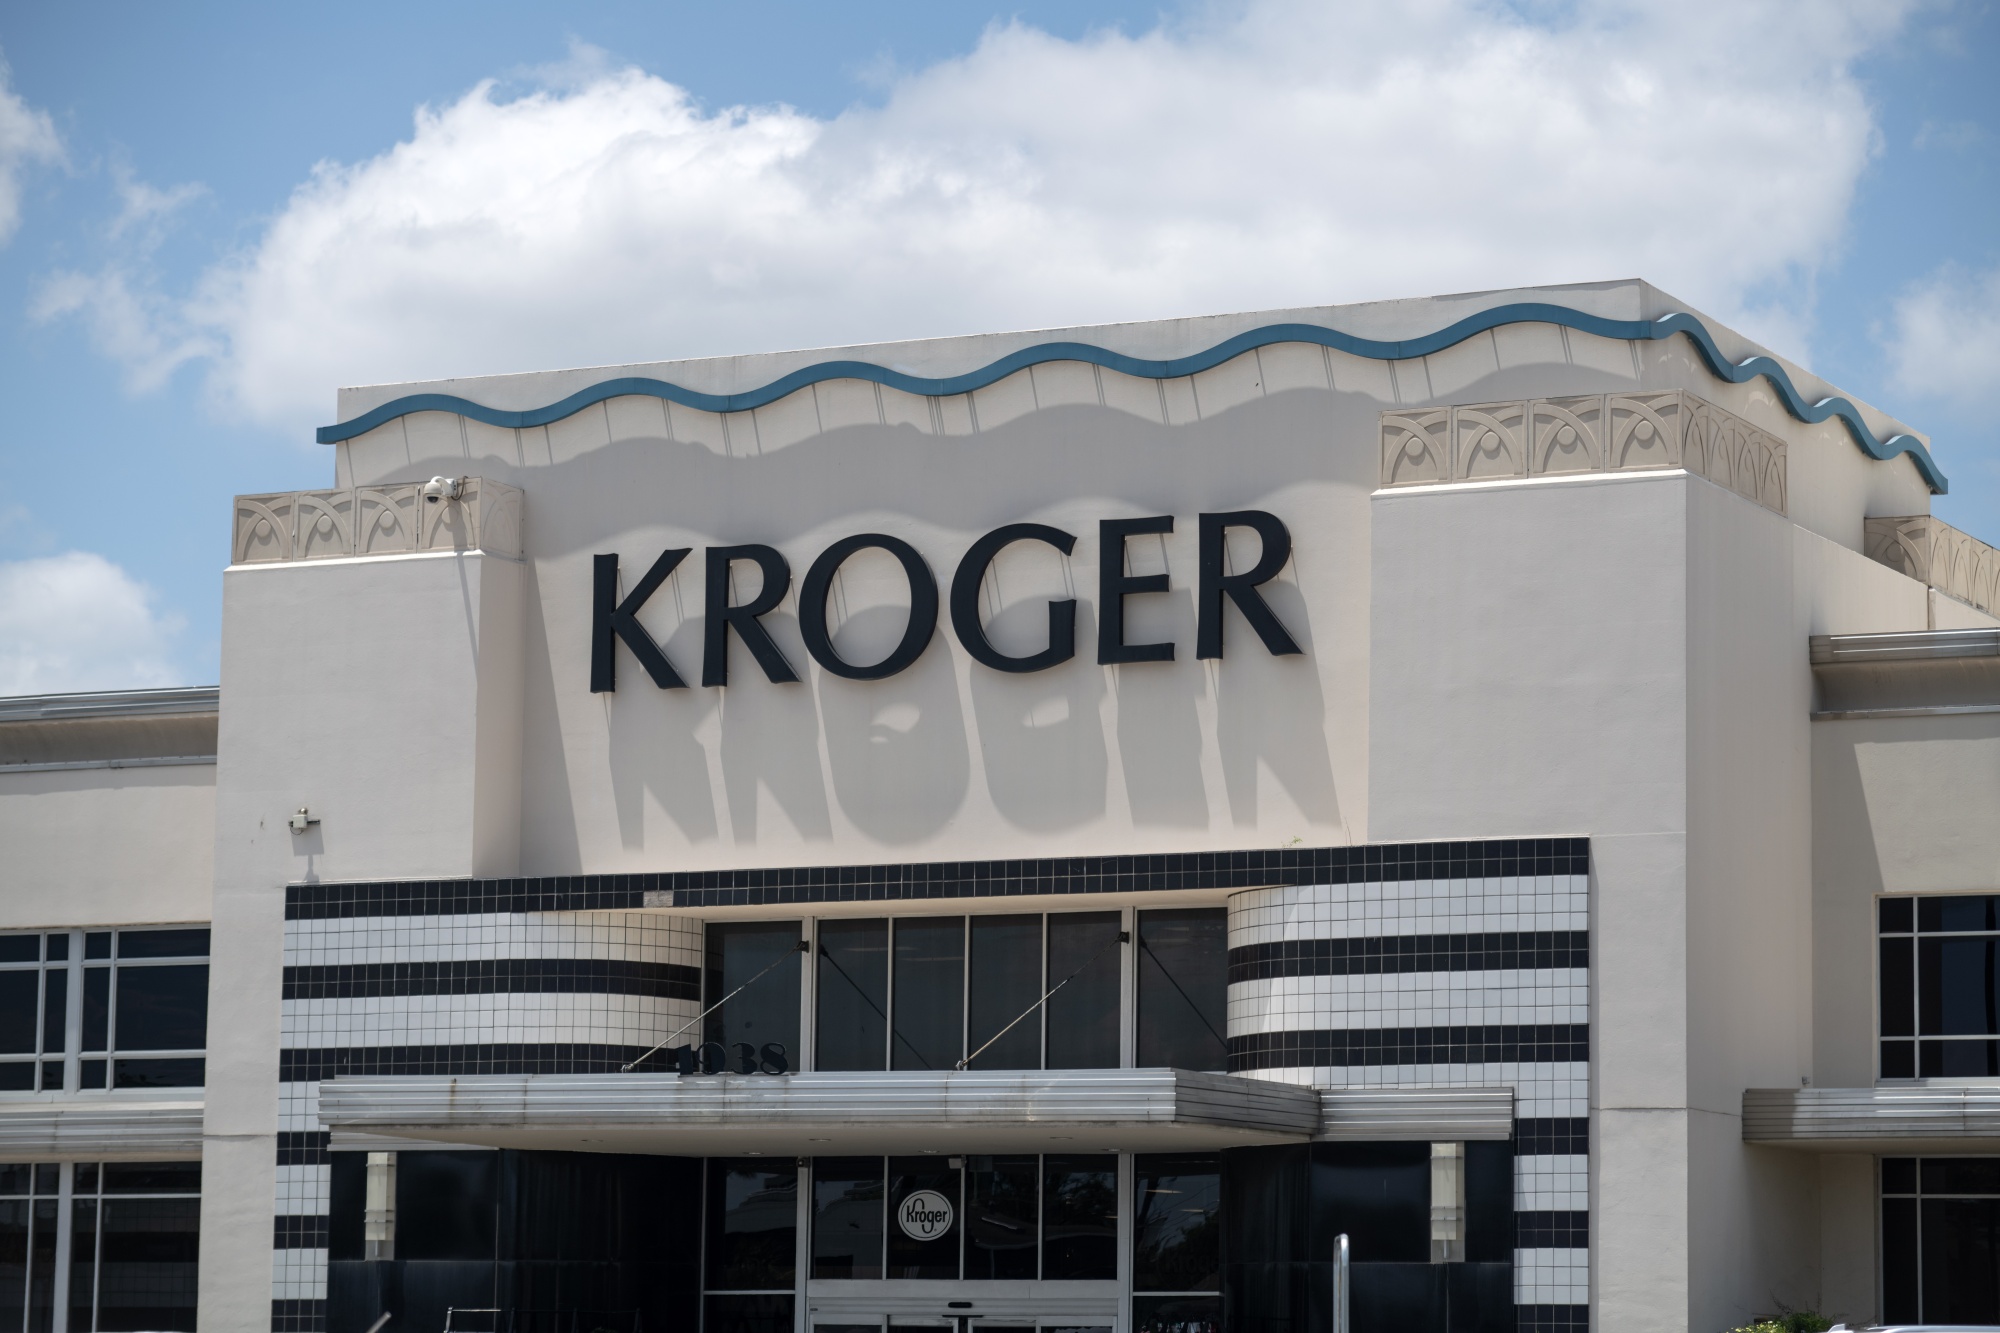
[270,909,702,1331]
[268,837,1589,1333]
[1226,847,1591,1332]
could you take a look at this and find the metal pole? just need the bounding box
[1333,1232,1350,1333]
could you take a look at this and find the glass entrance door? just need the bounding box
[806,1314,1109,1333]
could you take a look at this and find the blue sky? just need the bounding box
[0,0,1995,691]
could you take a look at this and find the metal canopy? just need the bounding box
[318,1068,1322,1156]
[1745,1085,2000,1153]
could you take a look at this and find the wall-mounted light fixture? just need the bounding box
[289,807,320,835]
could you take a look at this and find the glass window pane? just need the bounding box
[1133,1295,1222,1333]
[1883,1195,1918,1323]
[0,1064,32,1092]
[395,1152,495,1261]
[891,919,963,1072]
[967,917,1042,1071]
[83,964,109,1048]
[816,920,888,1072]
[30,1169,54,1199]
[0,938,36,965]
[97,1162,200,1196]
[965,1155,1038,1280]
[0,1170,24,1197]
[74,1166,98,1196]
[1046,914,1121,1070]
[114,930,208,960]
[704,923,802,1071]
[1923,1159,2000,1196]
[1042,1155,1117,1281]
[95,1197,199,1333]
[705,1160,797,1290]
[39,974,65,1058]
[812,1157,884,1279]
[0,972,39,1055]
[112,966,208,1051]
[66,1196,97,1333]
[83,934,110,961]
[1922,1197,2000,1323]
[42,938,64,964]
[704,1294,793,1333]
[1921,896,2000,933]
[886,1157,960,1280]
[1882,937,1915,1037]
[1133,1154,1220,1291]
[1921,938,2000,1036]
[1881,897,1914,933]
[1136,910,1227,1071]
[28,1199,55,1333]
[112,1059,203,1090]
[0,1199,26,1333]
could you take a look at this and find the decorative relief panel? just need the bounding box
[232,478,523,565]
[1865,515,2000,617]
[1380,390,1785,515]
[1380,409,1448,487]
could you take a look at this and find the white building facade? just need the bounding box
[4,279,1999,1333]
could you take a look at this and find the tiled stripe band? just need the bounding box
[281,1042,652,1083]
[1228,930,1587,983]
[285,838,1591,919]
[281,957,699,1002]
[1227,1023,1589,1072]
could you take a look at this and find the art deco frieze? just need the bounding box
[1380,389,1787,515]
[231,477,522,565]
[1865,514,2000,618]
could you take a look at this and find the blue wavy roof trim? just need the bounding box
[317,301,1947,493]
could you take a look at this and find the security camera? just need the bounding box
[422,476,465,504]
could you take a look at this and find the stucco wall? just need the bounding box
[200,548,523,1333]
[0,763,214,928]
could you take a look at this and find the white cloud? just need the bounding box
[1885,262,2000,404]
[0,553,186,695]
[63,0,1914,429]
[0,54,60,244]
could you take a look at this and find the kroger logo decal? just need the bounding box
[897,1189,954,1241]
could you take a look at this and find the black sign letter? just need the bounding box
[1097,515,1175,664]
[1196,511,1302,659]
[591,549,691,692]
[703,545,801,686]
[800,534,939,680]
[949,524,1077,673]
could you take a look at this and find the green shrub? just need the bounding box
[1727,1313,1832,1333]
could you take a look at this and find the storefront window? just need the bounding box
[1133,1154,1220,1291]
[1884,1156,2000,1323]
[0,1161,199,1333]
[1133,1154,1222,1333]
[811,1159,884,1279]
[1878,896,2000,1077]
[891,921,963,1072]
[1045,915,1120,1070]
[813,913,1134,1073]
[967,918,1042,1071]
[1135,910,1227,1072]
[809,1154,1121,1284]
[705,923,802,1071]
[0,929,210,1093]
[1041,1156,1117,1280]
[964,1156,1038,1280]
[816,921,888,1072]
[705,1159,798,1293]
